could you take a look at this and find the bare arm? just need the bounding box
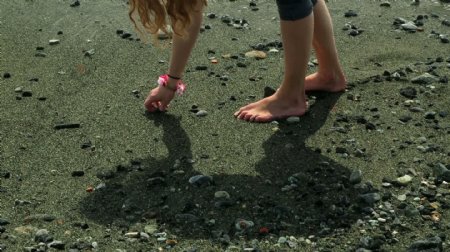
[166,6,204,88]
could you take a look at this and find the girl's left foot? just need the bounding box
[234,92,308,123]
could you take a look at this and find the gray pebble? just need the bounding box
[286,116,300,124]
[49,39,60,45]
[350,169,363,184]
[411,73,438,84]
[360,193,381,205]
[196,110,208,117]
[408,236,443,252]
[189,174,213,186]
[35,229,53,243]
[48,240,65,250]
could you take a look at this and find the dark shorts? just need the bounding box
[276,0,318,21]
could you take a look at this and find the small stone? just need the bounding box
[396,175,413,185]
[0,171,10,179]
[286,116,300,124]
[0,219,10,226]
[48,240,65,250]
[214,191,230,199]
[360,193,381,205]
[35,229,53,243]
[244,50,267,59]
[399,115,412,123]
[344,10,358,17]
[278,236,287,244]
[144,223,158,234]
[22,90,32,97]
[70,0,80,7]
[401,22,418,31]
[336,147,348,154]
[235,219,254,231]
[411,73,438,84]
[424,111,436,119]
[407,236,443,252]
[400,87,417,98]
[195,110,208,117]
[35,52,47,57]
[397,194,407,201]
[350,169,363,184]
[380,1,391,7]
[195,65,208,71]
[49,39,60,45]
[125,232,140,238]
[121,32,132,39]
[71,170,85,177]
[84,49,95,57]
[189,174,213,187]
[54,123,81,130]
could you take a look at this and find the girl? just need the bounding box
[129,0,346,123]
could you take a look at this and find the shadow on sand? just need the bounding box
[80,92,365,240]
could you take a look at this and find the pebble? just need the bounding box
[401,22,418,31]
[22,90,32,97]
[0,219,10,225]
[286,116,300,124]
[344,10,358,17]
[235,219,254,231]
[35,52,47,57]
[214,191,230,199]
[350,169,363,184]
[195,110,208,117]
[195,65,208,71]
[144,224,158,235]
[244,50,266,59]
[48,240,65,250]
[408,236,443,252]
[433,163,450,182]
[189,174,213,186]
[397,175,413,185]
[70,0,80,7]
[397,194,407,201]
[424,111,436,119]
[380,1,391,7]
[360,193,381,205]
[411,73,438,84]
[35,229,53,243]
[49,39,60,45]
[54,123,81,130]
[71,170,85,177]
[400,87,417,98]
[278,236,287,243]
[84,49,95,57]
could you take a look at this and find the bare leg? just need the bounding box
[305,0,346,92]
[234,14,314,122]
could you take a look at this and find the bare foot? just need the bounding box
[234,92,308,123]
[305,72,347,92]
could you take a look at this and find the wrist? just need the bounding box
[157,74,186,95]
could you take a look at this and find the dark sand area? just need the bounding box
[1,0,450,251]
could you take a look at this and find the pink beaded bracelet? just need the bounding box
[157,74,186,95]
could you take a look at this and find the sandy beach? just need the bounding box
[1,0,449,251]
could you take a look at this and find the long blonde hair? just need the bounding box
[129,0,207,38]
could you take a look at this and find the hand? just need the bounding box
[144,85,176,112]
